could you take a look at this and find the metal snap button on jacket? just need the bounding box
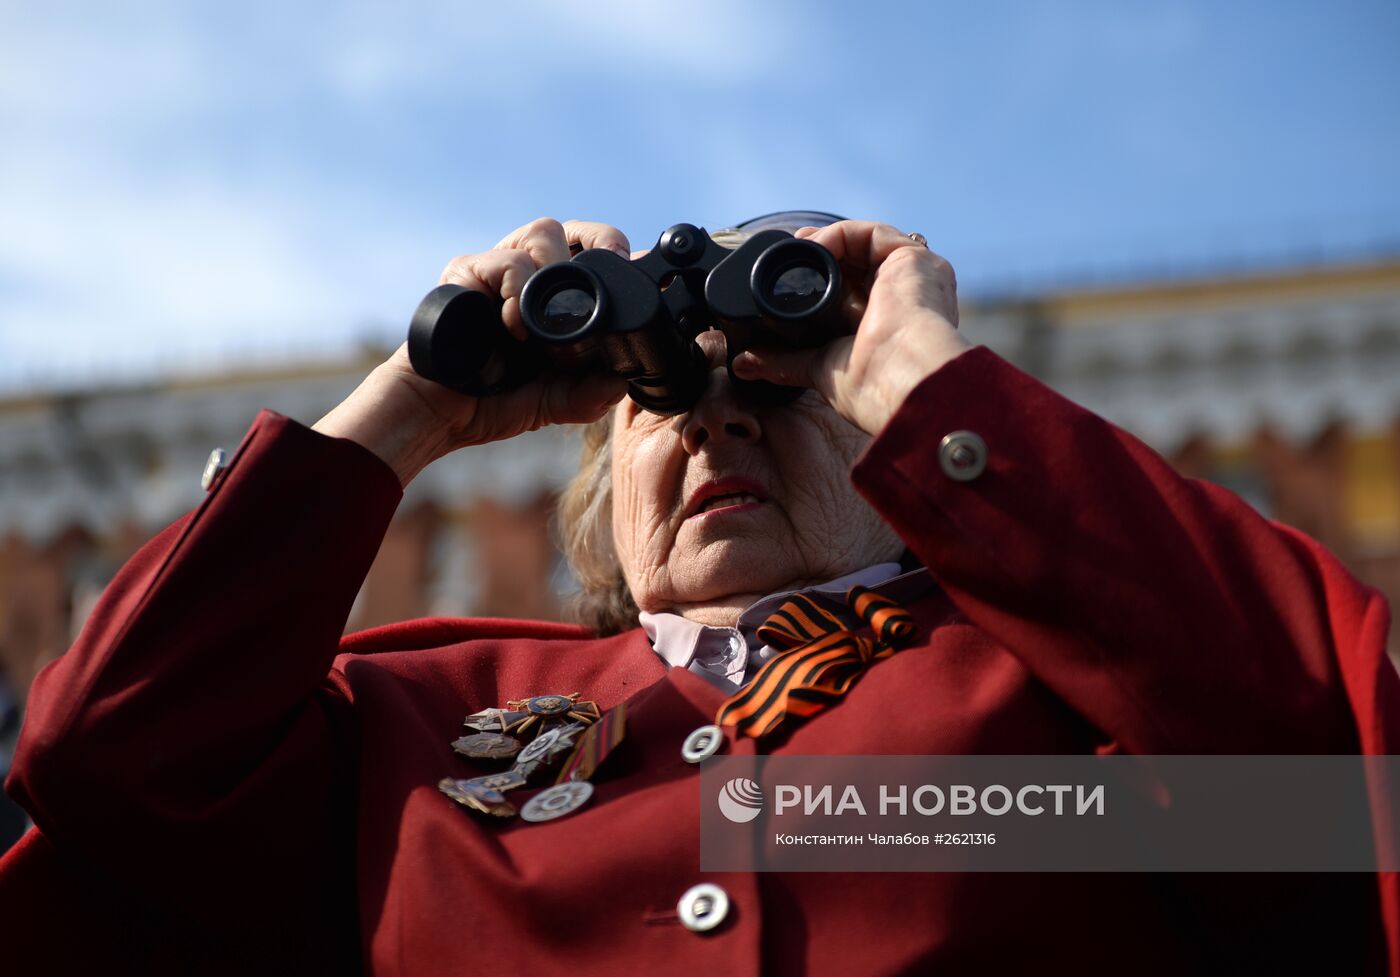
[937,431,987,482]
[677,883,729,933]
[201,448,228,491]
[681,724,723,764]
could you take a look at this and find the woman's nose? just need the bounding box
[680,332,762,454]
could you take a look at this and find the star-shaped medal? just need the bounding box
[462,707,530,733]
[502,693,601,736]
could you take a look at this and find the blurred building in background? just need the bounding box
[2,256,1399,716]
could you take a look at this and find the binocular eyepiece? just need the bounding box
[407,223,847,415]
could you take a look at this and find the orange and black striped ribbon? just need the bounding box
[716,585,916,739]
[555,702,627,784]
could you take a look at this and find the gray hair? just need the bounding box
[555,410,638,635]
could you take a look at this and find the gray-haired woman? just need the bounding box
[4,213,1394,975]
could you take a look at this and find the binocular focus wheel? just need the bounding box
[656,223,706,267]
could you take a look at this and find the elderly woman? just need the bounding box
[2,214,1397,975]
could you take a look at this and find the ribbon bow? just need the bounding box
[716,584,916,739]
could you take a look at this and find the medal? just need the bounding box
[515,722,585,768]
[442,692,624,823]
[438,778,517,817]
[451,732,522,760]
[462,707,530,733]
[555,702,627,784]
[502,693,601,736]
[520,781,594,823]
[464,769,528,792]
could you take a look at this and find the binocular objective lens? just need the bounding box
[768,266,829,315]
[540,287,597,336]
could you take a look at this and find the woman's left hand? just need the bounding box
[730,220,972,436]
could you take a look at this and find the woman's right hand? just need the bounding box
[313,218,633,486]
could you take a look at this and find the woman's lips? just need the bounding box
[689,496,766,520]
[684,477,769,520]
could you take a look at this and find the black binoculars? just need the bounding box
[406,222,848,414]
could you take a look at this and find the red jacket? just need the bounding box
[3,346,1397,975]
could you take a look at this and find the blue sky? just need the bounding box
[2,0,1397,390]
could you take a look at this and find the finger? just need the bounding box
[544,370,630,426]
[803,221,910,327]
[494,216,572,268]
[438,250,538,337]
[870,242,960,328]
[842,288,868,325]
[806,221,956,325]
[730,339,850,406]
[491,370,627,430]
[802,220,932,274]
[561,220,631,258]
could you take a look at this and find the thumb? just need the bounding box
[545,370,629,425]
[731,340,848,403]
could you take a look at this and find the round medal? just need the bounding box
[451,732,521,760]
[516,727,563,764]
[520,781,594,823]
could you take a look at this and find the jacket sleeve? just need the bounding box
[4,409,403,960]
[851,345,1399,757]
[852,346,1400,975]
